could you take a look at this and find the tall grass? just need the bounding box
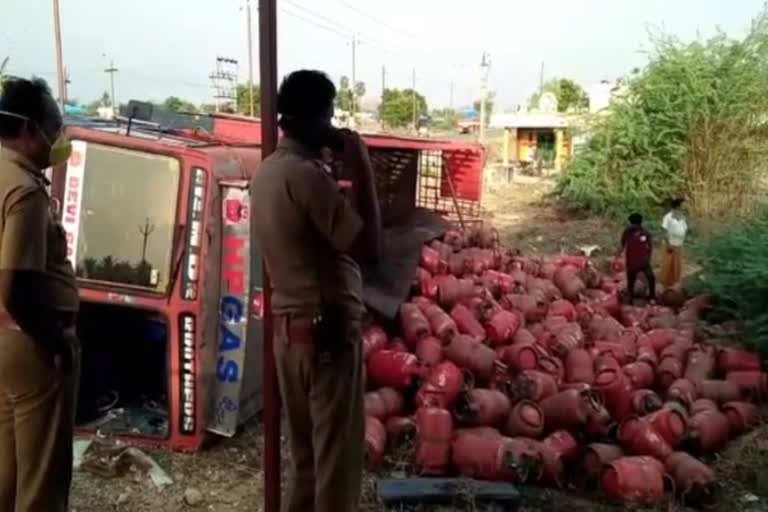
[558,9,768,220]
[687,209,768,358]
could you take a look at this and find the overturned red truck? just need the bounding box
[50,109,485,451]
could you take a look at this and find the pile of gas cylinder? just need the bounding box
[362,224,766,505]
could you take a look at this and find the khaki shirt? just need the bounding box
[0,147,79,314]
[250,137,365,318]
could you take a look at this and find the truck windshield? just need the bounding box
[68,141,180,291]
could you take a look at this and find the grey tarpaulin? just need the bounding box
[362,208,450,319]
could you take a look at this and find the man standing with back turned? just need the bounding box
[0,77,80,511]
[251,70,381,512]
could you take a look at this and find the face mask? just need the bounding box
[0,109,71,165]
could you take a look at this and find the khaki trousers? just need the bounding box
[660,244,684,288]
[0,328,79,512]
[274,315,364,512]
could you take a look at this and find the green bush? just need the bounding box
[686,209,768,358]
[558,9,768,220]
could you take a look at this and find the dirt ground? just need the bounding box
[70,178,767,512]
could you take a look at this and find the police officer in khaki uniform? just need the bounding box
[251,70,381,512]
[0,77,80,512]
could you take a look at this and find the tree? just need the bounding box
[432,108,459,131]
[473,91,496,125]
[162,96,197,113]
[236,83,261,116]
[558,8,768,218]
[528,78,588,112]
[378,88,428,128]
[199,103,218,114]
[101,91,112,107]
[335,76,354,113]
[354,81,366,103]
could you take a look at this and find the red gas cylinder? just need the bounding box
[450,304,486,343]
[601,457,666,504]
[367,350,422,390]
[364,387,405,421]
[565,348,595,384]
[512,328,537,346]
[594,354,621,373]
[540,389,599,432]
[504,400,545,439]
[389,338,409,353]
[667,378,698,408]
[623,361,655,390]
[364,416,387,468]
[695,379,741,404]
[420,303,458,344]
[595,368,634,422]
[592,341,630,365]
[643,408,687,447]
[399,303,430,348]
[415,404,453,475]
[454,388,511,427]
[505,294,548,323]
[587,403,614,438]
[582,444,624,484]
[718,348,762,374]
[726,370,768,400]
[552,323,586,357]
[657,357,684,390]
[455,426,502,439]
[722,401,757,434]
[514,370,559,402]
[415,336,444,366]
[537,355,565,383]
[618,417,673,460]
[661,340,693,362]
[415,267,438,299]
[362,326,388,361]
[485,310,521,346]
[451,432,533,482]
[416,361,466,409]
[684,345,716,382]
[436,275,475,308]
[543,430,580,461]
[639,329,677,354]
[688,409,731,452]
[420,245,444,275]
[631,389,663,416]
[498,343,539,373]
[444,334,498,383]
[532,440,564,486]
[665,452,716,505]
[549,299,577,322]
[636,342,659,368]
[619,305,648,328]
[690,398,718,416]
[385,416,417,444]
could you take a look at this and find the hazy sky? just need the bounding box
[2,0,764,111]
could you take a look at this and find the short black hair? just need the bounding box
[628,212,643,225]
[277,70,336,120]
[0,76,55,138]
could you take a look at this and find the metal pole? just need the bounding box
[449,81,454,111]
[258,2,279,512]
[246,0,255,117]
[52,0,66,110]
[381,65,386,97]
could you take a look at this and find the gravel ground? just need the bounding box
[70,178,768,512]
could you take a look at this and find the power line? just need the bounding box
[279,5,350,39]
[334,0,417,40]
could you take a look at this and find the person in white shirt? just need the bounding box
[660,198,688,288]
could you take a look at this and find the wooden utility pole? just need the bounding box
[52,0,66,110]
[479,51,491,143]
[351,34,357,116]
[246,0,255,117]
[539,61,545,96]
[381,65,386,96]
[449,81,455,111]
[139,218,155,263]
[411,68,417,130]
[105,60,119,114]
